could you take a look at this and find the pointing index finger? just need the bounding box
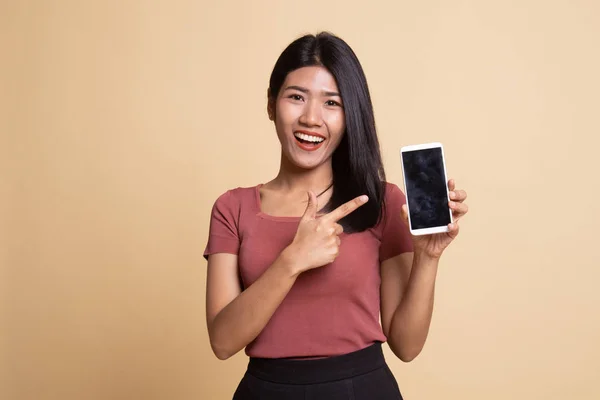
[323,195,369,223]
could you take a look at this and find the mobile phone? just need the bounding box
[400,142,453,235]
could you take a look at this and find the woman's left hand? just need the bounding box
[401,179,469,259]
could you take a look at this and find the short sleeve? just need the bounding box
[203,190,241,260]
[379,183,414,262]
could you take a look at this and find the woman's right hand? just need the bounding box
[283,191,369,275]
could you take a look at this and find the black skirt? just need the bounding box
[232,342,404,400]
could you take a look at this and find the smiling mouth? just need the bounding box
[294,132,325,145]
[293,132,325,152]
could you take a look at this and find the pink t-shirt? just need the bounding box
[203,182,413,359]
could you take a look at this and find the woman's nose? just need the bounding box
[299,101,323,127]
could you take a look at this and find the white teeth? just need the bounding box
[294,133,325,143]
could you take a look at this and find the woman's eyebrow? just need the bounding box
[284,85,309,93]
[284,85,341,97]
[323,90,341,97]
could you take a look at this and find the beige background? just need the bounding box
[2,0,600,399]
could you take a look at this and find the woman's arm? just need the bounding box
[381,179,468,362]
[206,250,299,360]
[380,252,439,362]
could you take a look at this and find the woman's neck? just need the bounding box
[269,155,333,194]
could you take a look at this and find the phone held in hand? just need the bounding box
[400,142,453,236]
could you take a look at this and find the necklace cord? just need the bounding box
[316,182,334,198]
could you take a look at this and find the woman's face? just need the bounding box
[269,66,346,170]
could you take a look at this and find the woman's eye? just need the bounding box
[326,100,340,107]
[290,94,303,101]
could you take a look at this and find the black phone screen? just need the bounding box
[402,147,451,229]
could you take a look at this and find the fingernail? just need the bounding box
[360,195,369,203]
[449,201,455,207]
[450,191,455,199]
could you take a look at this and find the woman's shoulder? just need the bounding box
[379,181,408,223]
[382,181,406,199]
[210,184,260,209]
[216,184,258,197]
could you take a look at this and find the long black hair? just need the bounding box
[268,32,386,233]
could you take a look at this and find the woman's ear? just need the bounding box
[266,88,275,121]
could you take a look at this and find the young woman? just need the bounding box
[204,32,469,399]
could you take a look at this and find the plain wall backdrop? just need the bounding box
[2,0,599,399]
